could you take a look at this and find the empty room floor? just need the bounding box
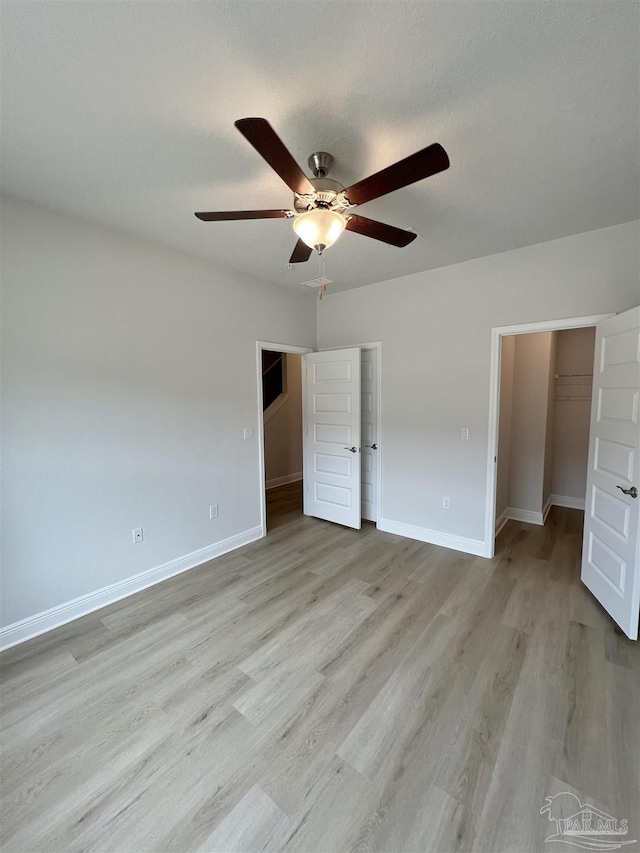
[1,484,638,852]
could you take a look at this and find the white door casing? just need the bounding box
[303,348,361,529]
[361,348,378,522]
[581,306,640,639]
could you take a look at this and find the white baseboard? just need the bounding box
[0,526,263,651]
[550,493,585,510]
[494,509,510,538]
[266,472,303,490]
[496,496,585,536]
[505,507,545,525]
[377,518,485,557]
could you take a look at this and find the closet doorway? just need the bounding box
[495,326,597,534]
[484,314,612,557]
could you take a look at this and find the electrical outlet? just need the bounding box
[461,428,469,440]
[442,497,451,510]
[133,527,143,544]
[243,427,254,440]
[209,504,218,520]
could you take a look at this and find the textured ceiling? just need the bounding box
[1,1,638,293]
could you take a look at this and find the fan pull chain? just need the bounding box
[318,252,328,301]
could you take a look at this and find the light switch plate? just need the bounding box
[244,427,254,440]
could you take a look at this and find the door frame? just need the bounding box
[256,341,313,537]
[484,315,613,558]
[320,342,383,526]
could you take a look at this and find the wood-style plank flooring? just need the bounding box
[1,482,639,852]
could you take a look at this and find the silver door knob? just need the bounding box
[617,485,638,498]
[344,446,358,453]
[365,443,378,450]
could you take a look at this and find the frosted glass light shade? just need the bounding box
[292,209,346,250]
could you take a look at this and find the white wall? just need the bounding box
[1,198,316,628]
[552,326,596,501]
[264,353,303,486]
[508,331,555,516]
[317,221,639,551]
[496,335,515,520]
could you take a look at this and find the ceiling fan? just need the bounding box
[195,118,450,264]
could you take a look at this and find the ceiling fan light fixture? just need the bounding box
[293,208,346,251]
[196,118,450,265]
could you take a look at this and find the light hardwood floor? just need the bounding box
[1,483,639,852]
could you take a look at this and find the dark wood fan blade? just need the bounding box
[344,143,449,207]
[346,214,417,247]
[289,239,313,264]
[235,118,315,196]
[195,209,291,221]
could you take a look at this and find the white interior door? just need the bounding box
[303,348,361,529]
[581,306,640,639]
[361,348,379,522]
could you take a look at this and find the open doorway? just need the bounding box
[486,309,640,637]
[484,314,612,557]
[256,342,312,535]
[495,326,596,536]
[257,340,382,537]
[263,350,303,531]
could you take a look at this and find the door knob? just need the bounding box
[365,443,378,450]
[617,485,638,498]
[344,446,358,453]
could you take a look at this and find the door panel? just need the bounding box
[581,306,640,639]
[594,437,634,480]
[303,348,361,529]
[361,348,379,522]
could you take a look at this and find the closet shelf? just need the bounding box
[554,372,593,402]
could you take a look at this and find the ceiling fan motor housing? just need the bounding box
[293,152,349,213]
[294,167,348,214]
[308,151,334,178]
